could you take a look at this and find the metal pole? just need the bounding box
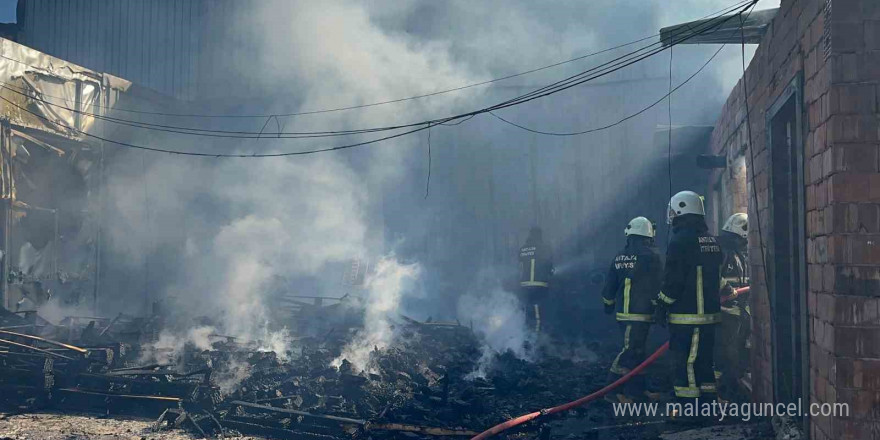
[53,208,58,277]
[0,123,8,311]
[92,78,109,315]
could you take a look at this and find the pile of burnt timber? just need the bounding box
[0,311,644,439]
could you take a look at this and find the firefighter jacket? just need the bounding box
[657,215,723,325]
[601,237,662,323]
[720,241,749,289]
[719,236,750,314]
[519,242,553,288]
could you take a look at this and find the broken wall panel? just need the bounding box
[0,37,135,312]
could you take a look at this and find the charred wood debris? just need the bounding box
[0,303,650,440]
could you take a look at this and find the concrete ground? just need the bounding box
[0,412,265,440]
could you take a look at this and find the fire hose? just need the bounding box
[722,285,749,303]
[470,286,750,440]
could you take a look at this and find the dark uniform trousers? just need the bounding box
[520,286,548,333]
[670,323,717,400]
[715,308,745,394]
[608,321,651,395]
[601,239,663,397]
[660,217,724,402]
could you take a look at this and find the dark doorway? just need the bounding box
[767,75,808,407]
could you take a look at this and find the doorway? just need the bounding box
[766,74,809,408]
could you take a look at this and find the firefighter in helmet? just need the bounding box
[518,227,554,334]
[601,216,663,403]
[715,213,751,396]
[654,191,723,408]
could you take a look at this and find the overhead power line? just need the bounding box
[0,0,751,120]
[0,0,752,140]
[487,43,726,136]
[487,1,761,136]
[0,0,756,157]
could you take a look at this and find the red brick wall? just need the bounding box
[710,0,880,438]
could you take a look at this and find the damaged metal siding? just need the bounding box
[0,37,131,139]
[0,36,130,311]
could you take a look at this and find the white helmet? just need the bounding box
[625,216,655,238]
[722,213,748,239]
[667,190,705,224]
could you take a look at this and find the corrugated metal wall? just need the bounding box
[17,0,260,101]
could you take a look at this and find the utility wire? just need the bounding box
[472,1,751,115]
[0,0,755,157]
[0,0,754,140]
[484,0,756,135]
[0,92,448,157]
[487,44,726,136]
[4,35,654,118]
[667,43,674,243]
[738,10,773,316]
[425,126,432,199]
[0,0,751,120]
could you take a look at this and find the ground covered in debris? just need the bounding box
[0,307,770,440]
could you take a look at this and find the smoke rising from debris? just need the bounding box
[78,0,779,370]
[459,286,534,379]
[333,257,422,372]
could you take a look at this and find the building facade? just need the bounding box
[707,0,880,438]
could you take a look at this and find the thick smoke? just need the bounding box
[82,0,781,371]
[96,0,486,364]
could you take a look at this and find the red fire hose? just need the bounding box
[470,341,669,440]
[722,285,749,303]
[470,286,750,440]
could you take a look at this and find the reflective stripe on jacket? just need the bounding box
[602,238,662,322]
[660,215,723,325]
[519,243,553,287]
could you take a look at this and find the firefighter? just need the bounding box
[715,213,750,396]
[518,227,553,334]
[654,190,723,408]
[601,216,663,403]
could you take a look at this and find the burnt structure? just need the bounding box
[0,37,131,313]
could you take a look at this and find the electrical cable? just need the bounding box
[0,0,754,140]
[0,93,445,157]
[487,44,725,136]
[0,0,755,157]
[667,36,675,243]
[738,12,773,316]
[486,0,759,136]
[667,44,674,219]
[425,126,432,199]
[472,1,751,114]
[0,0,752,120]
[1,4,739,139]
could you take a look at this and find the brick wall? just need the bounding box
[709,0,880,438]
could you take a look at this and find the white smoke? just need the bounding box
[458,283,534,380]
[332,256,421,373]
[140,325,215,366]
[93,0,784,367]
[98,0,486,352]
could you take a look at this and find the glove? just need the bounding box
[604,303,615,315]
[653,305,668,327]
[721,283,735,301]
